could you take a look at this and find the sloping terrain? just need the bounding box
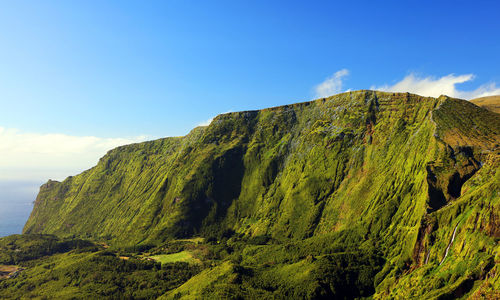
[470,95,500,113]
[12,90,500,298]
[24,90,444,244]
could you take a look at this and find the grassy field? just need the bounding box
[148,251,200,264]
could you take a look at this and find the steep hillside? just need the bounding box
[24,90,442,243]
[21,90,500,298]
[470,95,500,113]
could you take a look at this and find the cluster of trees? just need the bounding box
[0,234,98,265]
[0,232,386,299]
[0,250,201,299]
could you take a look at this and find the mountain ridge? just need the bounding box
[18,90,500,298]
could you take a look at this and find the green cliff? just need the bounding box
[6,90,499,298]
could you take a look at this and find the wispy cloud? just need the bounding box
[372,73,500,100]
[0,127,148,181]
[314,69,350,98]
[197,117,214,127]
[196,110,233,127]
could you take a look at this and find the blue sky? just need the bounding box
[0,0,499,182]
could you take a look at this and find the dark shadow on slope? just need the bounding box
[426,166,448,212]
[209,146,246,221]
[174,146,246,238]
[426,147,481,213]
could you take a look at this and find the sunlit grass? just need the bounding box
[148,251,200,264]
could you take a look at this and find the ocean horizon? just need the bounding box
[0,180,39,237]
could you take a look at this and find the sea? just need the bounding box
[0,181,39,237]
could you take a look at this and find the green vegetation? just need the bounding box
[1,91,498,298]
[0,235,202,299]
[0,234,99,265]
[148,251,199,264]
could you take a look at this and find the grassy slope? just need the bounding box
[19,90,500,298]
[379,154,500,299]
[373,97,500,298]
[470,95,500,114]
[24,91,441,245]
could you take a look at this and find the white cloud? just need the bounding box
[196,110,233,127]
[372,73,500,100]
[314,69,350,98]
[197,117,214,127]
[0,127,148,181]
